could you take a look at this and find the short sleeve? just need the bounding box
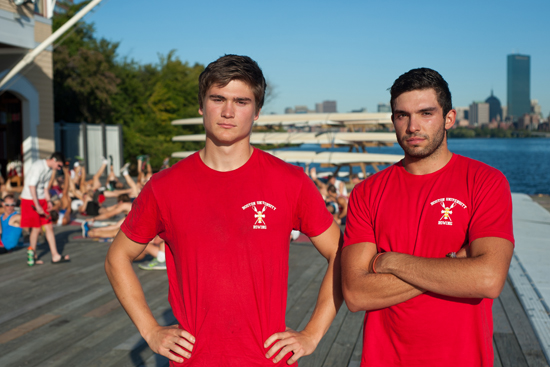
[292,174,333,237]
[469,171,515,245]
[343,183,376,248]
[25,162,41,187]
[121,180,165,244]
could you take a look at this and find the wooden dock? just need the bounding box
[0,225,548,367]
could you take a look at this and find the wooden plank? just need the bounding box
[0,313,60,343]
[84,299,121,318]
[0,290,70,326]
[349,324,363,365]
[321,308,365,367]
[494,333,529,367]
[494,296,514,334]
[500,280,550,367]
[298,305,349,367]
[495,339,503,367]
[285,266,325,330]
[287,256,326,310]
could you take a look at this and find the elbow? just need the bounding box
[343,289,362,313]
[478,272,506,299]
[342,281,368,312]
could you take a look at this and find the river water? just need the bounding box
[278,138,550,195]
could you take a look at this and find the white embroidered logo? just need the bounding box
[242,201,277,229]
[430,198,467,226]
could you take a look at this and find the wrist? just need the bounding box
[301,326,323,346]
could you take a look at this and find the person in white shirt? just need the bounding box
[20,152,70,265]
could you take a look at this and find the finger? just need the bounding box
[286,348,305,365]
[158,347,187,364]
[169,344,192,361]
[455,248,467,258]
[273,343,297,363]
[264,332,286,350]
[178,329,196,345]
[266,337,295,359]
[175,336,195,352]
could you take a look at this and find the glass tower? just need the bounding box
[507,54,530,121]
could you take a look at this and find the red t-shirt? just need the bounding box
[344,154,514,367]
[122,148,333,366]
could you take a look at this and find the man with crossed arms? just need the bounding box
[342,68,514,367]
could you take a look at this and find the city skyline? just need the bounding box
[86,0,550,117]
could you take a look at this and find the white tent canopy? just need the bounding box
[172,150,402,165]
[173,132,397,146]
[172,112,393,127]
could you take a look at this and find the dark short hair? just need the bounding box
[3,194,15,201]
[50,210,59,223]
[327,184,337,194]
[117,194,131,203]
[390,68,452,118]
[198,54,266,113]
[50,152,66,163]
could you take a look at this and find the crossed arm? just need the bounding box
[341,237,514,312]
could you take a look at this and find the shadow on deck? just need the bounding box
[0,227,548,367]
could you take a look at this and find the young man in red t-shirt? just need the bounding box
[105,55,343,366]
[342,68,514,367]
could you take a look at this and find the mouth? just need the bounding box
[217,122,236,129]
[405,135,427,145]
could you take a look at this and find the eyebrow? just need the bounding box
[418,107,437,113]
[394,107,438,115]
[208,94,252,103]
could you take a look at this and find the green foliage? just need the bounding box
[52,2,204,170]
[448,127,529,138]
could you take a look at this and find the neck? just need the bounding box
[402,142,453,175]
[199,138,254,172]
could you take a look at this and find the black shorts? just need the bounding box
[85,201,100,216]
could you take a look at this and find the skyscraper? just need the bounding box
[507,54,530,121]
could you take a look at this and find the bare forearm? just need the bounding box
[302,256,343,342]
[105,243,158,337]
[344,272,423,312]
[342,243,424,312]
[377,242,512,299]
[29,186,40,205]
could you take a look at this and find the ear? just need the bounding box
[199,107,204,116]
[444,109,456,130]
[254,108,261,121]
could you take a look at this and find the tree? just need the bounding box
[52,2,204,169]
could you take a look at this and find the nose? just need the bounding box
[407,114,421,134]
[221,102,235,119]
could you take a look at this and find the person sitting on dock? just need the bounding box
[327,174,347,197]
[325,184,348,226]
[105,54,343,366]
[1,195,23,253]
[341,68,515,367]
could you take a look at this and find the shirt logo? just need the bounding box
[242,201,277,229]
[430,197,467,226]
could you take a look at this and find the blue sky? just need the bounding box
[86,0,550,117]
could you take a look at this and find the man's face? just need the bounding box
[199,79,260,146]
[48,159,63,171]
[2,199,16,215]
[391,89,455,159]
